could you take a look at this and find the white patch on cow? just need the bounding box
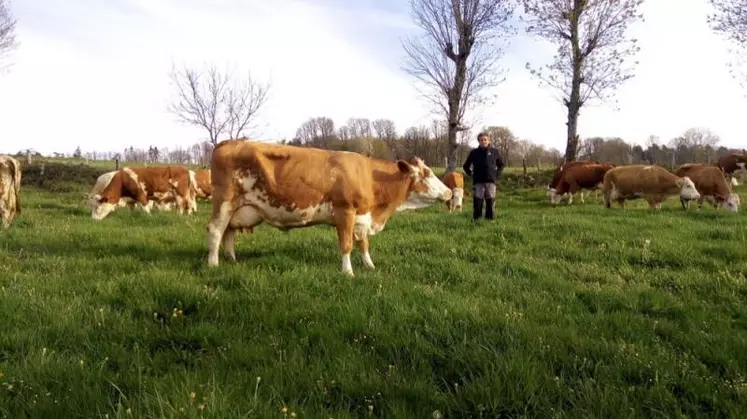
[237,172,334,228]
[731,176,739,187]
[737,162,746,170]
[122,167,139,184]
[609,183,621,201]
[342,252,353,276]
[362,251,375,269]
[399,169,452,211]
[724,193,740,212]
[353,213,373,240]
[679,177,701,200]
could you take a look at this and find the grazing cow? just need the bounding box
[550,162,615,205]
[441,171,465,212]
[86,171,176,213]
[547,160,599,203]
[206,139,452,276]
[0,155,22,228]
[90,166,196,220]
[602,164,701,209]
[190,169,212,200]
[716,153,747,185]
[674,163,740,212]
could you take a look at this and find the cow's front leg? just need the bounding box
[356,235,375,270]
[334,209,356,277]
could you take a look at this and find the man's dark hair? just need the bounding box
[477,132,489,140]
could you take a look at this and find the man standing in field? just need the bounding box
[462,132,505,222]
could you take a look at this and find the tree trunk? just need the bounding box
[564,0,583,163]
[446,123,458,172]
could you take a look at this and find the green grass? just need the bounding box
[1,177,747,418]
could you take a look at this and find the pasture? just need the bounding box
[1,161,747,418]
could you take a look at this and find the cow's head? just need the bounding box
[451,187,464,210]
[549,189,564,205]
[91,195,117,220]
[397,157,452,210]
[723,193,741,212]
[677,176,701,201]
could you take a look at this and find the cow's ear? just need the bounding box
[397,160,413,174]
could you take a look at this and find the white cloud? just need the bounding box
[0,0,745,156]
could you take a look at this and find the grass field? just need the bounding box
[1,166,747,418]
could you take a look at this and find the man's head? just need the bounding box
[477,132,491,148]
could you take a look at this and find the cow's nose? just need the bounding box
[444,189,453,201]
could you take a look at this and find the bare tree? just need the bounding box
[708,1,747,90]
[168,62,270,145]
[0,0,17,70]
[372,119,398,140]
[485,125,516,165]
[401,0,516,172]
[522,0,644,162]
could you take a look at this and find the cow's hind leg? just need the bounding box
[356,235,375,270]
[334,208,356,276]
[207,201,234,267]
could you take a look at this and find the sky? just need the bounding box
[0,0,745,156]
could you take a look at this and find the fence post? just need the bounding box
[115,158,120,170]
[522,158,527,176]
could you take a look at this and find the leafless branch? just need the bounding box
[0,0,18,71]
[401,0,516,170]
[167,62,270,145]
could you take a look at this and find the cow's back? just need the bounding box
[442,171,464,190]
[605,165,679,194]
[211,140,373,212]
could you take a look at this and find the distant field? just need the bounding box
[1,162,747,418]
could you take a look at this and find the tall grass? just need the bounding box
[1,167,746,418]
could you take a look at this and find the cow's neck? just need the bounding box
[368,160,413,227]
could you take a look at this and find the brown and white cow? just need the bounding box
[602,164,701,209]
[190,169,212,200]
[441,171,465,212]
[0,155,22,229]
[86,171,177,213]
[90,166,196,220]
[674,163,740,212]
[716,153,747,185]
[547,160,599,203]
[550,162,615,205]
[206,140,452,276]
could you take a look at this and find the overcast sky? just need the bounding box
[0,0,745,156]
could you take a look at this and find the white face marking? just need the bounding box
[91,202,117,220]
[737,162,745,169]
[679,177,701,200]
[724,194,740,212]
[451,188,464,209]
[401,167,452,210]
[342,253,353,276]
[550,189,563,205]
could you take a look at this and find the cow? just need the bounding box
[602,164,701,209]
[716,153,747,185]
[674,163,740,212]
[85,171,176,213]
[90,166,196,220]
[0,155,22,229]
[205,139,453,276]
[441,171,466,212]
[190,169,212,200]
[547,160,599,203]
[550,162,615,205]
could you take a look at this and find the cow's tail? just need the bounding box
[7,157,21,215]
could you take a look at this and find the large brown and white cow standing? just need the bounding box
[550,162,615,205]
[90,166,196,220]
[547,160,599,203]
[206,140,452,276]
[441,171,465,212]
[674,163,740,212]
[0,155,22,228]
[602,164,701,209]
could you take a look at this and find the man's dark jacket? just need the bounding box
[462,146,505,184]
